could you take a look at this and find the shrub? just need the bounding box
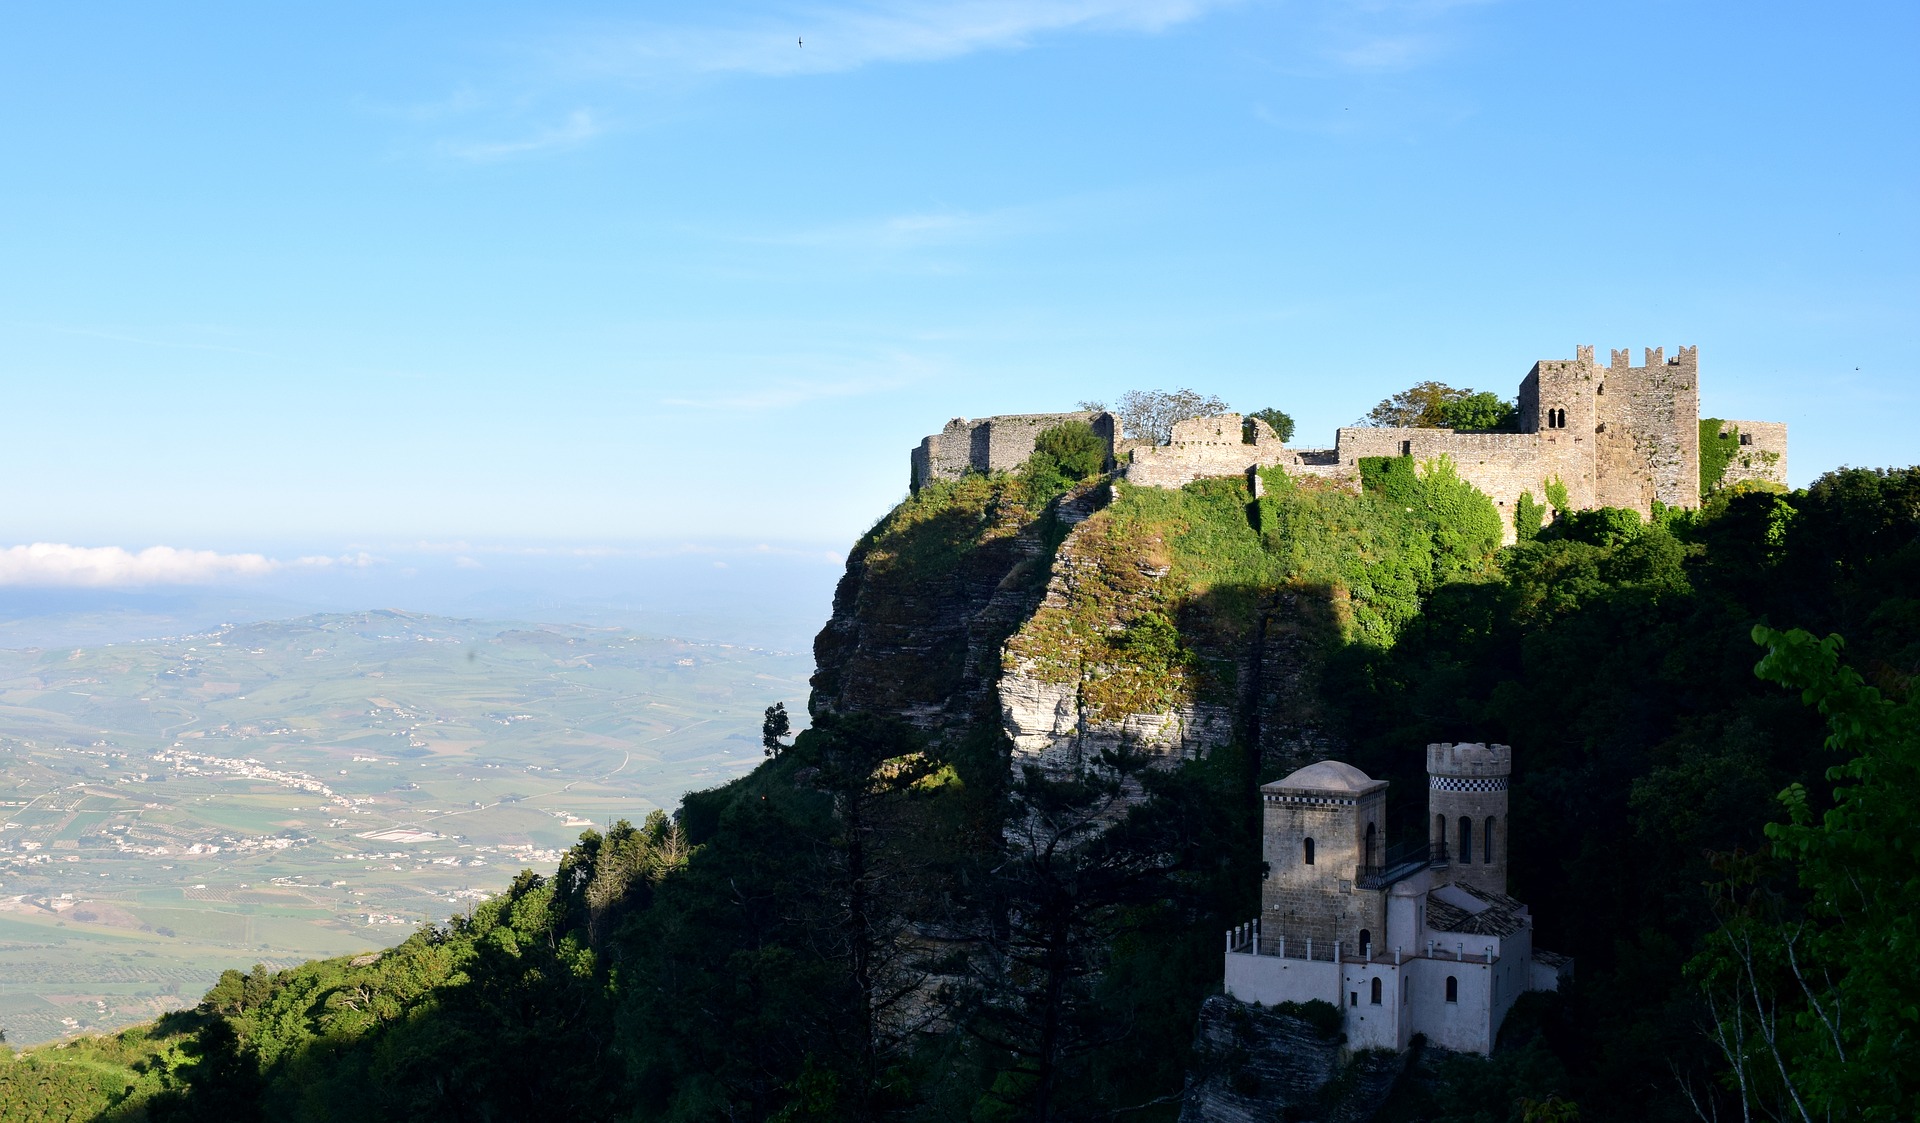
[1244,408,1296,443]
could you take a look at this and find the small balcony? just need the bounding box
[1355,840,1447,889]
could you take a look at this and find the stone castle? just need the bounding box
[1222,744,1571,1055]
[911,345,1788,540]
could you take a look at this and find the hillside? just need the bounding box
[0,613,809,1047]
[4,455,1916,1122]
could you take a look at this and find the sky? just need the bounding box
[0,1,1914,621]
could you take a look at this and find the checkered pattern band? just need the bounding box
[1428,775,1508,793]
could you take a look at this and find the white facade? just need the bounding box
[1220,747,1571,1055]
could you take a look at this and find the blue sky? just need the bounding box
[0,1,1913,599]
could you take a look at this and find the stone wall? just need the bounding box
[910,345,1786,540]
[910,410,1116,491]
[1717,419,1790,489]
[1260,784,1389,950]
[1331,427,1560,544]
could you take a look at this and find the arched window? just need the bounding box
[1483,817,1496,864]
[1364,822,1377,867]
[1435,813,1447,857]
[1370,977,1382,1005]
[1458,816,1473,864]
[1359,929,1372,958]
[1445,976,1458,1002]
[1303,837,1315,866]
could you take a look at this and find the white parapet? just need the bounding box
[1223,948,1339,1008]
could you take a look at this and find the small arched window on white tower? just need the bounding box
[1445,976,1458,1002]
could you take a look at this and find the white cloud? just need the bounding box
[0,544,281,587]
[0,545,391,587]
[556,0,1236,80]
[439,109,602,162]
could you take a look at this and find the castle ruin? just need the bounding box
[910,346,1788,540]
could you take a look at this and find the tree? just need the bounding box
[1688,627,1920,1123]
[1359,381,1515,430]
[1244,408,1296,443]
[1514,491,1546,542]
[763,701,792,758]
[1081,389,1229,444]
[1441,390,1519,431]
[1024,420,1109,503]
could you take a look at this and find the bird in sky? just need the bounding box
[798,36,803,47]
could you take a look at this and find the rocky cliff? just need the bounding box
[810,469,1365,786]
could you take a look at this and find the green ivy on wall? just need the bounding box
[1699,418,1739,498]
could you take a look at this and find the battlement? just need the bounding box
[1427,743,1511,778]
[907,343,1784,541]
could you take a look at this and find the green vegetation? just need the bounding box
[0,613,806,1047]
[1007,456,1506,720]
[1243,408,1296,443]
[1330,466,1920,1121]
[1699,418,1738,497]
[1361,381,1518,431]
[1687,625,1920,1121]
[1513,490,1546,541]
[1542,474,1569,514]
[1021,420,1108,505]
[11,462,1918,1123]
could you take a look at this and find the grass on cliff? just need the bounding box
[0,1014,204,1123]
[1004,458,1504,722]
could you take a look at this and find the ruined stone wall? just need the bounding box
[1596,346,1700,511]
[1125,414,1290,489]
[913,345,1779,532]
[1332,428,1567,545]
[1717,419,1789,489]
[1260,787,1389,950]
[910,410,1116,491]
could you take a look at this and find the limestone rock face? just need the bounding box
[810,472,1340,780]
[1180,995,1406,1123]
[998,505,1235,781]
[810,478,1102,743]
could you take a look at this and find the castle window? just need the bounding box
[1364,822,1377,867]
[1400,439,1411,455]
[1458,816,1473,864]
[1484,817,1496,864]
[1359,929,1372,958]
[1303,838,1315,866]
[1370,977,1383,1005]
[1445,976,1458,1003]
[1435,814,1447,858]
[1740,433,1753,446]
[1350,992,1358,1007]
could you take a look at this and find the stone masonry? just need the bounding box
[906,346,1789,542]
[1259,762,1389,953]
[910,410,1118,492]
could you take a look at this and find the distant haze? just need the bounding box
[0,1,1913,562]
[0,542,845,653]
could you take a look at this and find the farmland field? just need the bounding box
[0,610,810,1045]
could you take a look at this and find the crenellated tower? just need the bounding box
[1428,743,1510,895]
